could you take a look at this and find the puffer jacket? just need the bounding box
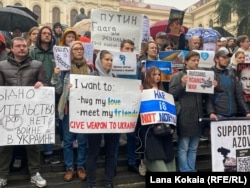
[0,52,48,86]
[206,66,250,116]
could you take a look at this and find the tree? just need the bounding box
[215,0,250,36]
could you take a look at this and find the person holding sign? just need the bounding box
[168,51,204,172]
[86,50,119,188]
[207,50,250,120]
[0,37,48,187]
[56,28,80,147]
[52,40,93,182]
[138,41,159,83]
[137,66,176,172]
[114,39,139,174]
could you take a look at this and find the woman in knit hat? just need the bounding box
[52,40,93,182]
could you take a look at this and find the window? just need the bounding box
[33,5,41,24]
[70,9,78,27]
[52,7,60,24]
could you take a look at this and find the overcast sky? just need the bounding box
[144,0,200,10]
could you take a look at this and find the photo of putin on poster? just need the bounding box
[237,63,250,103]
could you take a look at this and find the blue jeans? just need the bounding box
[177,136,200,172]
[62,114,87,169]
[43,144,53,155]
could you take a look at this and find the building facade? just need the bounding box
[0,0,237,35]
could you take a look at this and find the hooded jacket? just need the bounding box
[53,22,63,45]
[30,26,56,82]
[58,29,79,46]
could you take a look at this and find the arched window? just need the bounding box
[33,5,41,24]
[209,19,213,27]
[70,9,78,27]
[15,3,22,6]
[52,7,60,24]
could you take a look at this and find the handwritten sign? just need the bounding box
[91,9,143,54]
[0,87,55,146]
[211,120,250,172]
[69,75,141,133]
[111,51,137,76]
[53,46,70,71]
[140,89,176,126]
[83,42,94,66]
[186,70,214,94]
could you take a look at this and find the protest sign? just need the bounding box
[211,120,250,172]
[111,51,137,76]
[0,87,55,146]
[91,9,143,54]
[158,50,188,82]
[186,70,214,94]
[83,42,94,66]
[142,16,150,43]
[166,9,185,37]
[53,45,70,71]
[203,43,216,51]
[140,89,176,126]
[193,50,215,68]
[145,60,172,82]
[245,52,250,63]
[159,50,187,69]
[69,75,141,133]
[237,63,250,102]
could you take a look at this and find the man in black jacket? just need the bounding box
[206,50,250,120]
[0,37,48,187]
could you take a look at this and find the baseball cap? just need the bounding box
[156,32,167,39]
[215,49,233,58]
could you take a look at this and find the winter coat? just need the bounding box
[206,66,250,117]
[138,124,175,163]
[0,52,48,86]
[168,69,203,137]
[30,26,56,83]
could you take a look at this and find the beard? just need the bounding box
[217,62,229,69]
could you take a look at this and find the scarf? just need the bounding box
[70,59,89,75]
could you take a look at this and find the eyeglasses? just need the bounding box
[41,32,51,35]
[72,48,84,51]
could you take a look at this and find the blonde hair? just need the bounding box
[25,27,40,47]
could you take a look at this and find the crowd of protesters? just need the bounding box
[0,17,250,188]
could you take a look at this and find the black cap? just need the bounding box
[214,50,233,58]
